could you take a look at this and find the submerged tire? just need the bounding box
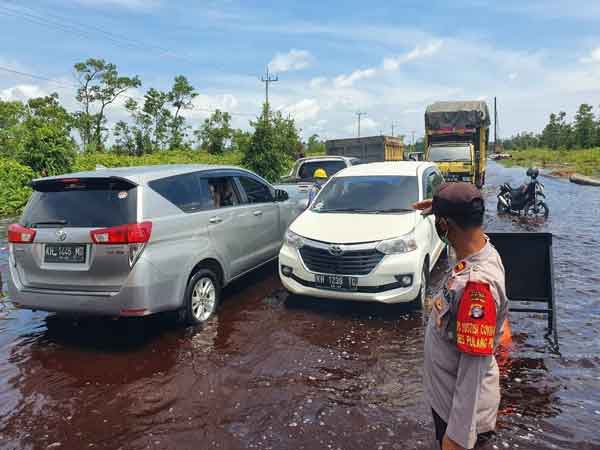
[497,199,509,213]
[409,261,429,310]
[184,269,221,325]
[526,200,549,219]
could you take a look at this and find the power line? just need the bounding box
[0,2,189,62]
[356,111,367,138]
[0,65,257,117]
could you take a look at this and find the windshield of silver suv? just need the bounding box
[311,175,417,213]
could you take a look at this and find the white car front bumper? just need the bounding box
[278,242,424,304]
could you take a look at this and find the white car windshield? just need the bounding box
[428,145,471,162]
[311,175,417,214]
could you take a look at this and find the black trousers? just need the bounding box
[432,409,494,449]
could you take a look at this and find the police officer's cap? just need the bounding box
[422,182,484,218]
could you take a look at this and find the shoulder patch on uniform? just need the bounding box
[453,261,466,273]
[456,281,497,356]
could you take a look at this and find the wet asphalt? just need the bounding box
[0,161,599,450]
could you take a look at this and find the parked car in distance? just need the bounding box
[279,161,446,307]
[278,156,362,203]
[8,165,298,324]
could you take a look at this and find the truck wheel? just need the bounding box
[184,269,221,325]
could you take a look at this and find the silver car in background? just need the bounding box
[7,165,296,324]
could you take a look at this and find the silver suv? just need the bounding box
[7,165,297,324]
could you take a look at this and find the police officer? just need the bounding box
[308,168,328,205]
[414,182,509,450]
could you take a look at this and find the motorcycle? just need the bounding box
[497,168,549,218]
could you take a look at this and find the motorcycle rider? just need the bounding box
[414,182,511,450]
[308,168,328,205]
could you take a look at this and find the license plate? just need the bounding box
[314,274,358,291]
[44,244,87,263]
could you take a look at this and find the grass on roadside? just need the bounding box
[500,148,600,176]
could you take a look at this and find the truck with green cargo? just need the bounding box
[424,101,490,187]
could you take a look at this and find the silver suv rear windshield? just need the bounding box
[21,178,137,228]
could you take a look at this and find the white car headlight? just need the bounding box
[376,231,418,254]
[285,230,305,249]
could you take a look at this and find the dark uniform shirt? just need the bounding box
[424,239,509,449]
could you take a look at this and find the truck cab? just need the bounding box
[424,101,490,188]
[427,142,476,183]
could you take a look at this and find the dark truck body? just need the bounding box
[424,101,490,187]
[325,136,404,163]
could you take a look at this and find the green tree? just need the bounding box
[272,111,303,160]
[306,133,326,155]
[14,94,77,176]
[124,88,172,154]
[169,75,197,149]
[574,103,595,148]
[231,129,252,154]
[196,109,233,154]
[242,104,290,182]
[541,113,560,149]
[0,100,26,157]
[74,58,141,151]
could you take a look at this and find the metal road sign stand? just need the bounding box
[487,232,559,348]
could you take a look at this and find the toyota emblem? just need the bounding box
[56,230,67,242]
[328,245,344,256]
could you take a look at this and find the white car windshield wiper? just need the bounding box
[316,207,379,213]
[374,208,414,213]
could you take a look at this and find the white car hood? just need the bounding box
[290,210,417,244]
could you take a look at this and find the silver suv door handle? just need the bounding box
[209,217,223,224]
[253,210,263,216]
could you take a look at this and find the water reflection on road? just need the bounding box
[0,162,599,450]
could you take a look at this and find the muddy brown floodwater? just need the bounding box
[1,162,599,450]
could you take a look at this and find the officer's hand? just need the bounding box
[442,434,467,450]
[412,198,432,211]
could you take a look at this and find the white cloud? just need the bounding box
[383,40,444,71]
[1,84,48,101]
[309,77,327,89]
[281,99,320,122]
[268,49,313,73]
[333,68,377,88]
[508,72,518,80]
[580,47,600,64]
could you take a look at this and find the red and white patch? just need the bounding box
[456,281,497,356]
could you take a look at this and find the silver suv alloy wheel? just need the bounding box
[191,277,216,322]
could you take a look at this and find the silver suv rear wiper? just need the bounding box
[29,219,68,227]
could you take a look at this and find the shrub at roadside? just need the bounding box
[0,158,34,217]
[501,148,600,176]
[72,150,243,172]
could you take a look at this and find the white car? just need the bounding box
[278,161,446,307]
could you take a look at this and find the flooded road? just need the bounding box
[1,161,599,450]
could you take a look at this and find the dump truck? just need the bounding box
[325,135,404,163]
[424,101,490,187]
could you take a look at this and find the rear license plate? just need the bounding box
[44,244,87,263]
[314,274,358,291]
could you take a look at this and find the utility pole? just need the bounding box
[356,111,367,138]
[411,130,416,147]
[494,96,498,153]
[391,122,398,137]
[261,66,278,110]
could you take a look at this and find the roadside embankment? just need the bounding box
[498,148,600,178]
[0,151,244,217]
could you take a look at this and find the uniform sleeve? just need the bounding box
[446,353,492,449]
[446,276,504,449]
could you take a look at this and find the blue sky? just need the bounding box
[1,0,600,140]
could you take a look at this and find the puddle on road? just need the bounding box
[0,162,599,450]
